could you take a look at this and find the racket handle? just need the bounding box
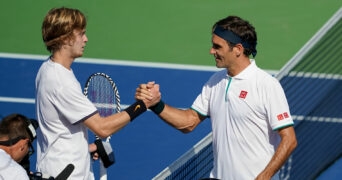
[94,139,115,168]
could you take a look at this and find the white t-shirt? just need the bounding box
[192,60,293,180]
[35,59,97,179]
[0,149,29,180]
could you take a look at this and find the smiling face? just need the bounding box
[210,34,235,69]
[209,33,251,77]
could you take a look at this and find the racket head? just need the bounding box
[84,73,119,176]
[84,72,121,117]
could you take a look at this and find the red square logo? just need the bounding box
[283,112,289,118]
[277,114,284,120]
[239,90,248,99]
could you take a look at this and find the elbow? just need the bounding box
[179,128,194,134]
[95,132,107,139]
[177,114,200,133]
[96,133,107,139]
[178,124,197,134]
[94,129,111,139]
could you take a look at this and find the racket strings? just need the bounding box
[85,74,121,117]
[84,73,121,141]
[89,78,116,116]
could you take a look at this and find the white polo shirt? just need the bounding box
[192,60,293,180]
[35,59,97,179]
[0,149,29,180]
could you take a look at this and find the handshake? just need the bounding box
[135,81,165,115]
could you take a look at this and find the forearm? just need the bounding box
[86,100,148,138]
[256,127,297,179]
[102,112,132,136]
[157,104,201,133]
[259,140,296,177]
[86,112,130,138]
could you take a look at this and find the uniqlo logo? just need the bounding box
[283,112,289,118]
[239,90,248,99]
[277,114,284,120]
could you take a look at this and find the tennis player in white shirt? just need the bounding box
[136,15,297,180]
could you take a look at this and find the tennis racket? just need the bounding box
[84,72,121,180]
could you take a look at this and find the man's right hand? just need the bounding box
[135,81,161,108]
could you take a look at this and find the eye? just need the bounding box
[212,43,221,50]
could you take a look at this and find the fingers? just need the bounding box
[89,143,99,160]
[146,81,155,88]
[89,143,97,153]
[135,82,161,103]
[135,85,153,100]
[139,81,155,90]
[92,152,99,160]
[144,84,162,108]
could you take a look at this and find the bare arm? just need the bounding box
[256,126,297,180]
[158,105,205,133]
[84,82,161,138]
[83,111,131,138]
[135,82,206,133]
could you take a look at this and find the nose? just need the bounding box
[84,34,88,42]
[209,47,215,55]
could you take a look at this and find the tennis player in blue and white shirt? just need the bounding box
[136,15,297,180]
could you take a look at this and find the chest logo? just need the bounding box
[239,90,248,99]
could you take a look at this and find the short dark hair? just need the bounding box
[0,114,36,142]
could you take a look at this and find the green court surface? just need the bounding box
[0,1,340,69]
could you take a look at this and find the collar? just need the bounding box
[227,59,257,80]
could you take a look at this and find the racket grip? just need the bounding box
[95,139,115,168]
[124,100,147,121]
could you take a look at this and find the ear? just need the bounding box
[18,139,29,151]
[234,44,244,57]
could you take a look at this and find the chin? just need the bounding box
[215,63,223,68]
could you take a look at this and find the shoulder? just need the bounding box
[207,69,227,84]
[0,151,29,179]
[254,66,280,85]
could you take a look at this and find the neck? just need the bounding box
[227,57,251,76]
[0,146,11,155]
[51,53,73,70]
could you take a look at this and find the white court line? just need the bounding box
[1,96,341,123]
[0,96,35,104]
[0,52,218,71]
[0,96,130,109]
[293,115,342,123]
[288,71,342,80]
[0,52,279,73]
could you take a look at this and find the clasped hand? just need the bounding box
[135,81,161,108]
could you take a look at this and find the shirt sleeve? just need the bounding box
[265,78,294,130]
[55,80,97,124]
[191,79,212,117]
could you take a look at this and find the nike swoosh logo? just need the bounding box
[134,105,141,112]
